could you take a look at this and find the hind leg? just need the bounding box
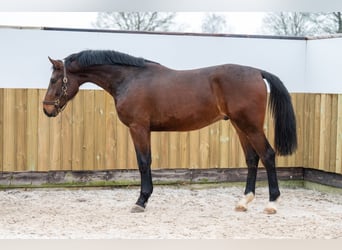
[246,132,280,214]
[232,120,280,214]
[233,126,259,212]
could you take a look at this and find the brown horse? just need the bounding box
[43,50,297,214]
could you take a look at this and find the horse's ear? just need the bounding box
[48,57,63,70]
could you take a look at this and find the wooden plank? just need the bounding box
[158,132,170,169]
[72,90,84,170]
[318,94,328,171]
[60,101,73,170]
[310,94,318,168]
[94,91,106,170]
[313,94,321,170]
[179,132,189,169]
[168,132,179,168]
[38,89,50,171]
[199,127,210,168]
[209,122,220,168]
[225,122,234,168]
[49,110,62,171]
[2,89,16,171]
[328,94,337,173]
[335,94,342,174]
[287,93,297,167]
[303,93,315,168]
[219,121,229,168]
[294,93,305,167]
[189,130,200,169]
[151,133,160,169]
[301,93,309,167]
[15,89,27,171]
[104,95,117,170]
[82,90,95,170]
[26,89,38,171]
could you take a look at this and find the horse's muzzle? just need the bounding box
[43,105,58,117]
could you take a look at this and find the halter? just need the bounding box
[43,60,69,113]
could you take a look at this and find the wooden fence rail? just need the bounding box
[0,89,341,174]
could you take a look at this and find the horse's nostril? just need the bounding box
[43,108,51,117]
[43,107,56,117]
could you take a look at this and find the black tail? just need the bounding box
[261,70,297,156]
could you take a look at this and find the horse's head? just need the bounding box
[43,57,80,117]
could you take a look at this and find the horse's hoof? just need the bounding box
[264,201,277,214]
[235,192,255,212]
[235,204,248,212]
[131,204,145,213]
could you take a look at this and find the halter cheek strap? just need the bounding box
[63,60,68,84]
[43,60,69,113]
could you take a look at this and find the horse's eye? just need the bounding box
[50,78,57,84]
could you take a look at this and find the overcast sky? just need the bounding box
[0,12,266,34]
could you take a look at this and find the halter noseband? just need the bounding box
[43,60,69,113]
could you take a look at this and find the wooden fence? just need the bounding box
[0,88,341,175]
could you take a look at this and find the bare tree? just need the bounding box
[335,12,342,33]
[263,12,342,36]
[201,13,228,33]
[313,12,342,34]
[263,12,317,36]
[93,12,176,32]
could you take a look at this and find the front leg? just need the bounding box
[129,124,153,213]
[132,149,152,212]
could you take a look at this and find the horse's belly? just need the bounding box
[150,111,223,131]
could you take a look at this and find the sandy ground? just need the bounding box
[0,185,341,239]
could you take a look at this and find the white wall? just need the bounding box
[305,37,342,93]
[0,27,341,93]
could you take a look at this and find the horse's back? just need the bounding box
[119,63,267,131]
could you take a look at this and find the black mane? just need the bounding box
[65,50,154,68]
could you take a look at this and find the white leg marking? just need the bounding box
[131,204,146,213]
[264,198,280,214]
[235,192,255,212]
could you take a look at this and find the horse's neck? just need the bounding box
[79,65,130,95]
